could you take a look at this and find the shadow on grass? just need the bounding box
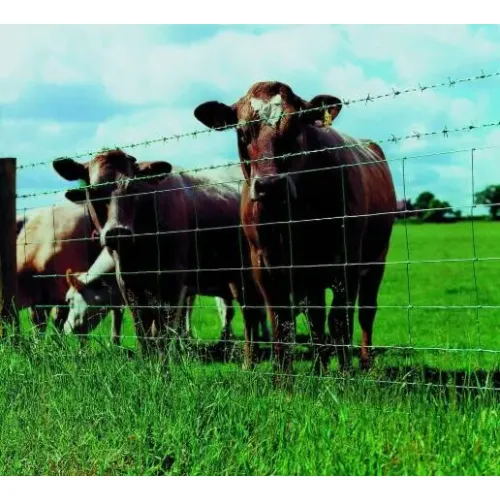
[3,326,500,398]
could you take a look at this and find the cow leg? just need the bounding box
[241,307,260,370]
[110,307,124,346]
[258,307,271,344]
[328,268,360,373]
[269,294,294,379]
[257,272,294,377]
[130,298,156,355]
[157,305,184,357]
[53,305,69,333]
[133,298,174,355]
[358,260,387,370]
[217,295,235,343]
[245,242,294,382]
[30,306,50,332]
[180,295,194,339]
[304,289,328,375]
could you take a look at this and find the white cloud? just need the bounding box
[2,24,500,216]
[433,164,470,180]
[39,122,62,135]
[340,25,500,82]
[87,107,238,170]
[323,62,394,101]
[0,25,157,103]
[96,25,345,105]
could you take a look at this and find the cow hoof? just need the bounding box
[360,359,371,371]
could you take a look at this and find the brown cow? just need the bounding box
[194,81,396,378]
[51,153,269,362]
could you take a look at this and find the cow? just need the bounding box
[16,202,251,348]
[51,153,270,364]
[193,81,396,379]
[63,265,267,346]
[16,203,123,339]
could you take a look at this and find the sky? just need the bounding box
[1,24,499,214]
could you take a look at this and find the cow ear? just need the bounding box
[65,188,87,204]
[53,157,88,181]
[194,101,238,130]
[134,161,173,183]
[306,95,343,126]
[66,269,84,292]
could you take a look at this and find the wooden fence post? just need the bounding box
[0,158,18,336]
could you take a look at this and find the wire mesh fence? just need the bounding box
[10,68,500,391]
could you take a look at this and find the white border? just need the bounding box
[1,0,498,24]
[1,477,498,497]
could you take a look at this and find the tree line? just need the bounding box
[398,185,500,222]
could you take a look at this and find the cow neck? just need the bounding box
[85,187,103,235]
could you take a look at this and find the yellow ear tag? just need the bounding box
[323,109,333,127]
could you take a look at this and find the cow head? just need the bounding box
[64,269,120,335]
[194,81,342,203]
[52,149,172,252]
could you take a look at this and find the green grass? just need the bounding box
[1,221,500,475]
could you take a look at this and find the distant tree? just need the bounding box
[474,185,500,220]
[414,191,435,219]
[423,198,453,222]
[453,209,462,220]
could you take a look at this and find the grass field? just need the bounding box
[1,221,500,475]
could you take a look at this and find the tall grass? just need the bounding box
[1,222,500,475]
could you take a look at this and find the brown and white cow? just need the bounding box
[52,153,269,362]
[16,203,123,338]
[194,81,396,378]
[63,264,266,346]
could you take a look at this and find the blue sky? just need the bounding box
[1,24,499,213]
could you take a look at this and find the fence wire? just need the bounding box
[11,70,500,392]
[15,118,500,202]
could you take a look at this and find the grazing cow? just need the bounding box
[16,203,123,339]
[194,81,396,377]
[63,264,267,345]
[52,153,269,363]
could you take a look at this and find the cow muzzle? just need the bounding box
[250,175,296,202]
[102,225,134,251]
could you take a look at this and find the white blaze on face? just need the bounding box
[249,94,283,128]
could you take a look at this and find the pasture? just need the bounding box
[1,221,500,475]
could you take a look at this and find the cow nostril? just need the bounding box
[251,177,283,201]
[253,178,274,196]
[104,226,133,250]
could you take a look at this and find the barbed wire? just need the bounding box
[17,141,499,213]
[16,68,500,171]
[16,118,500,201]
